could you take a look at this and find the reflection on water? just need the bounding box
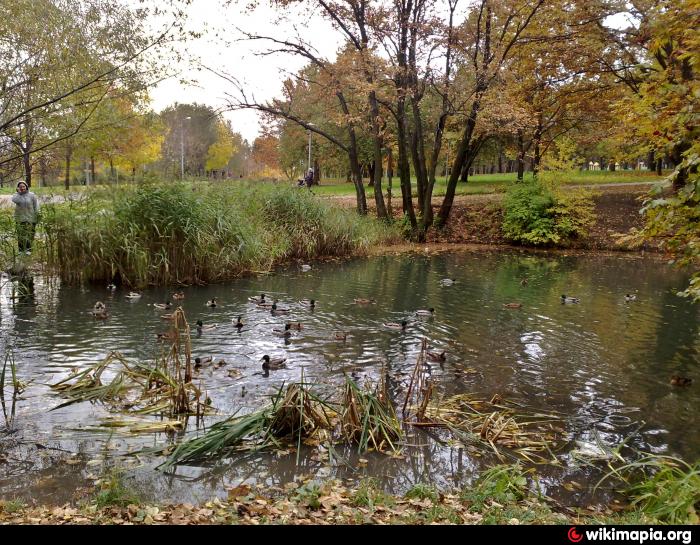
[0,251,698,505]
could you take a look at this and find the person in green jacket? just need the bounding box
[11,181,40,255]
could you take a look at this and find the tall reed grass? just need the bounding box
[39,182,399,286]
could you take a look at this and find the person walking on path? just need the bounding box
[11,181,40,255]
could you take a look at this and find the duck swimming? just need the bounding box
[624,294,637,302]
[415,308,435,316]
[234,316,244,329]
[301,264,311,272]
[300,298,316,309]
[670,375,692,387]
[439,278,456,286]
[271,302,290,315]
[125,292,142,300]
[91,302,109,319]
[503,302,522,309]
[261,355,287,370]
[205,298,218,307]
[354,298,376,305]
[194,356,213,369]
[273,323,293,337]
[383,320,408,330]
[172,292,185,300]
[196,320,217,331]
[152,302,172,310]
[287,322,303,330]
[561,295,580,304]
[107,283,117,291]
[334,331,348,341]
[249,293,266,304]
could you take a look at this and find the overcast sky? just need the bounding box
[148,1,635,144]
[149,0,342,143]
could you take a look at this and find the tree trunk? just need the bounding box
[64,146,72,190]
[39,157,47,187]
[23,146,32,188]
[656,159,662,176]
[517,130,526,182]
[436,95,483,227]
[368,161,375,187]
[336,90,367,214]
[532,114,543,178]
[410,98,428,219]
[368,91,387,219]
[91,156,96,185]
[647,149,655,171]
[396,98,417,229]
[386,147,394,218]
[313,159,320,185]
[459,159,469,182]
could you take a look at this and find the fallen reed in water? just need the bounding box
[421,393,565,464]
[50,308,210,420]
[1,350,20,429]
[40,182,399,287]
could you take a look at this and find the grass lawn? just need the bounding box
[312,170,667,198]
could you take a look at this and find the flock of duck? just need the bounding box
[91,279,691,386]
[91,288,441,374]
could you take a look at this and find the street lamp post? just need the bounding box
[181,116,191,180]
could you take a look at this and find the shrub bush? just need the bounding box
[501,181,595,246]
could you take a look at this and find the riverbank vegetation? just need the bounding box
[37,183,399,287]
[0,458,697,525]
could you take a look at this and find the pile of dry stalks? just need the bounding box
[404,339,564,464]
[159,375,335,469]
[341,374,402,453]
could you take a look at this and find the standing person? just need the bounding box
[11,181,40,255]
[304,168,314,189]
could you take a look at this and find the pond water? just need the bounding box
[0,249,698,506]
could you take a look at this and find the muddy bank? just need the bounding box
[331,185,660,253]
[425,189,656,252]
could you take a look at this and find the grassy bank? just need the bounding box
[1,460,697,525]
[35,182,400,287]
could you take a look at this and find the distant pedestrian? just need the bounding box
[11,181,40,255]
[304,168,314,189]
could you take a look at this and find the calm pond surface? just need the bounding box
[0,249,698,506]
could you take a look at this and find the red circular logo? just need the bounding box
[568,527,583,543]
